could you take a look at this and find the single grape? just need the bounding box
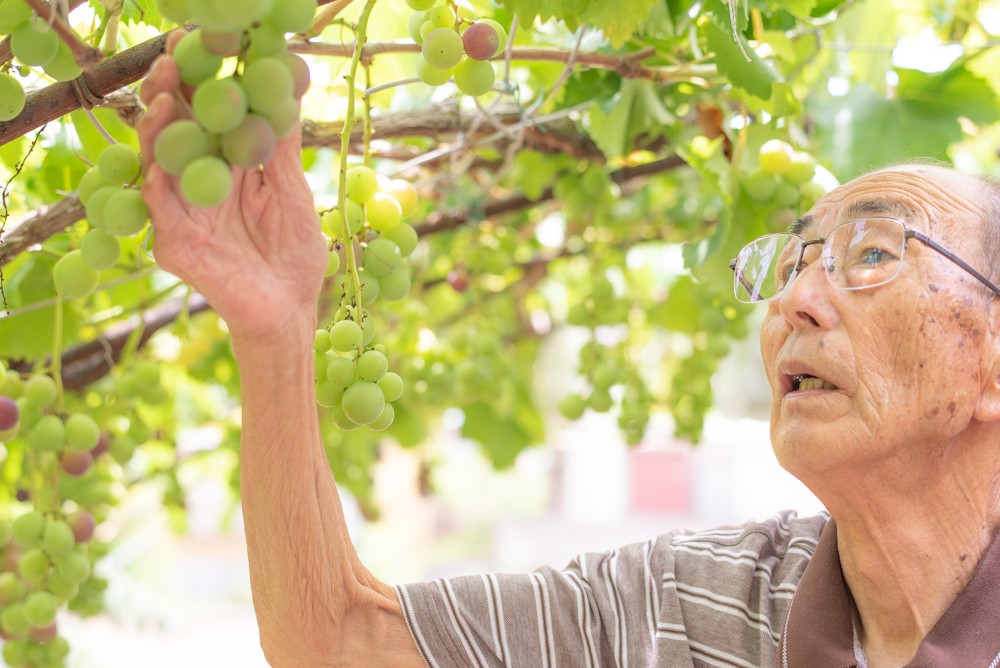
[192,78,248,134]
[421,28,464,70]
[44,40,83,81]
[12,512,45,547]
[454,57,495,97]
[173,29,224,85]
[67,510,95,543]
[478,19,508,53]
[191,0,266,33]
[0,395,18,430]
[65,413,100,451]
[222,114,277,168]
[426,5,455,28]
[0,72,25,121]
[245,20,287,60]
[408,11,427,44]
[377,372,403,402]
[325,250,341,277]
[329,320,363,353]
[0,572,26,606]
[462,22,500,60]
[277,52,311,99]
[326,357,357,388]
[345,165,378,204]
[773,182,801,208]
[315,380,345,408]
[55,551,91,584]
[103,188,149,237]
[29,414,65,452]
[382,223,418,257]
[30,622,57,643]
[84,186,119,229]
[784,151,816,185]
[313,329,331,353]
[153,119,212,177]
[758,139,793,175]
[259,98,299,137]
[363,237,403,277]
[405,0,434,9]
[77,166,111,206]
[41,521,74,558]
[361,314,377,346]
[382,179,418,217]
[24,374,56,409]
[98,143,141,185]
[61,450,93,476]
[367,403,394,431]
[742,168,778,203]
[0,0,32,27]
[17,548,49,585]
[200,30,243,57]
[54,250,102,298]
[379,266,411,302]
[557,393,586,420]
[266,0,315,33]
[24,591,58,628]
[416,58,452,86]
[341,381,385,425]
[10,21,59,67]
[156,0,190,23]
[0,604,29,637]
[331,405,359,431]
[180,156,232,207]
[366,193,402,232]
[242,57,294,113]
[357,350,387,382]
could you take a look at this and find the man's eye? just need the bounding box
[860,247,892,265]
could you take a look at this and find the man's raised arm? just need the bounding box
[136,36,423,668]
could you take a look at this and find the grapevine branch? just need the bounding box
[21,0,104,68]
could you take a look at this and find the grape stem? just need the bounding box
[20,0,104,68]
[335,0,379,323]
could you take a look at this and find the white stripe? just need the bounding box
[988,649,1000,668]
[656,622,687,633]
[480,574,503,663]
[602,551,628,668]
[689,640,764,668]
[438,579,488,668]
[396,585,441,668]
[489,574,512,665]
[663,569,800,602]
[671,583,781,642]
[655,630,690,642]
[530,573,553,668]
[560,570,597,668]
[643,539,656,648]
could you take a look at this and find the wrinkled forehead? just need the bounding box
[794,166,989,240]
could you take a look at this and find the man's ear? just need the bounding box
[975,328,1000,422]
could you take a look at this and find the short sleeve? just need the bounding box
[395,535,677,668]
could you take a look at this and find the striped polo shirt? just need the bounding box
[395,510,1000,667]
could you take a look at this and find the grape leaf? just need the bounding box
[499,0,658,47]
[811,66,1000,179]
[703,17,777,100]
[461,402,532,469]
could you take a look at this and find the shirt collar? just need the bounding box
[778,519,1000,668]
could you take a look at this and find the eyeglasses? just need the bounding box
[729,216,1000,303]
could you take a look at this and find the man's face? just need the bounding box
[759,166,998,485]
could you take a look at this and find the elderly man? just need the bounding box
[137,41,1000,668]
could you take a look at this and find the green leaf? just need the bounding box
[70,109,140,166]
[703,18,777,100]
[811,66,1000,179]
[119,0,162,27]
[587,81,637,158]
[461,402,532,469]
[499,0,658,47]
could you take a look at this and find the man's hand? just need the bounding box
[136,31,326,343]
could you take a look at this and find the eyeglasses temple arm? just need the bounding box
[909,230,1000,298]
[729,258,759,296]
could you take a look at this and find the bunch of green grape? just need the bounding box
[0,366,117,668]
[0,0,86,122]
[314,166,422,430]
[406,0,507,97]
[150,0,316,207]
[60,143,150,301]
[740,139,824,211]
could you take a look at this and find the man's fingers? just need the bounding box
[137,92,178,174]
[165,28,185,55]
[140,55,181,105]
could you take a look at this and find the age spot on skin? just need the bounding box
[964,296,974,307]
[948,402,957,415]
[818,339,825,349]
[925,407,940,419]
[929,283,940,292]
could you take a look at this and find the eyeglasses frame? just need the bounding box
[728,217,1000,302]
